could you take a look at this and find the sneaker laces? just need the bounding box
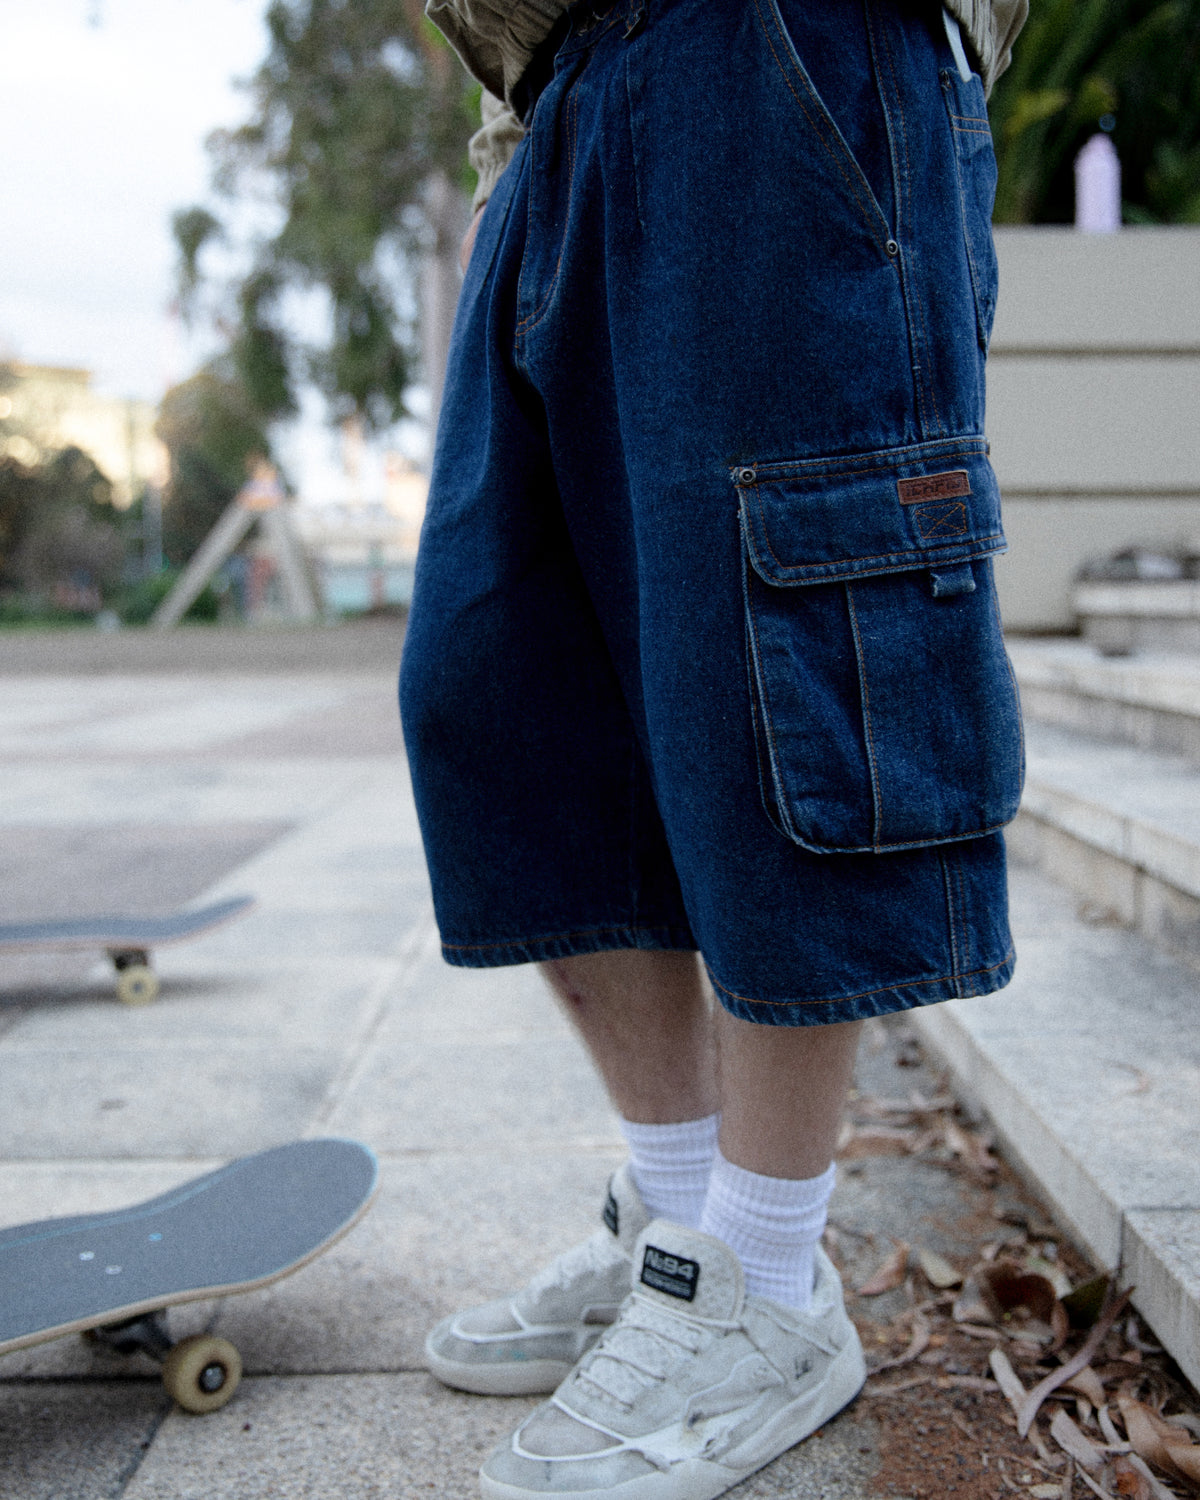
[569,1293,734,1410]
[515,1229,626,1321]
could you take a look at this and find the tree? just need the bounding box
[0,446,124,611]
[989,0,1200,223]
[155,366,273,566]
[175,0,478,432]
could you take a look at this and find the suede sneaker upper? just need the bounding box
[479,1220,866,1499]
[425,1164,651,1396]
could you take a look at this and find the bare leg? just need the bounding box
[539,950,718,1124]
[714,1008,862,1179]
[540,950,860,1175]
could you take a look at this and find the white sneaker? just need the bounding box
[425,1165,651,1395]
[479,1220,866,1499]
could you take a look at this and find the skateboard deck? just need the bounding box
[0,1137,378,1411]
[0,894,255,1004]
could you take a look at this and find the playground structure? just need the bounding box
[151,461,320,628]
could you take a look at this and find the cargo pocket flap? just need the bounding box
[737,440,1005,587]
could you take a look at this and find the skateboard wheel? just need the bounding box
[162,1335,243,1413]
[115,965,159,1007]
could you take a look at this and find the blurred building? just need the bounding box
[989,229,1200,632]
[0,361,166,508]
[294,451,428,613]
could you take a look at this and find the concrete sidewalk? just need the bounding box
[0,649,616,1498]
[0,628,1192,1499]
[0,637,903,1499]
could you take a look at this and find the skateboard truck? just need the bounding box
[0,895,254,1007]
[0,1138,375,1416]
[88,1311,244,1413]
[107,949,158,1007]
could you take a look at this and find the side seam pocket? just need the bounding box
[939,67,999,351]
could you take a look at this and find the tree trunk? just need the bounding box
[422,170,470,432]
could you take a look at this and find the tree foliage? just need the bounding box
[989,0,1200,223]
[0,446,123,608]
[176,0,478,431]
[179,0,1200,438]
[155,367,272,566]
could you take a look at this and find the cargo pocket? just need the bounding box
[738,438,1023,854]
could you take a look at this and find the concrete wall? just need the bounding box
[988,229,1200,632]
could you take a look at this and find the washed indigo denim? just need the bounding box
[400,0,1022,1024]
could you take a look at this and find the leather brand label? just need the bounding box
[897,469,971,505]
[641,1244,699,1302]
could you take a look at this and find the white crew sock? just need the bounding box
[618,1113,721,1228]
[699,1150,837,1311]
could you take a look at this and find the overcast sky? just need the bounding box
[0,0,430,498]
[0,0,268,398]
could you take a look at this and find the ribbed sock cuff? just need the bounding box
[618,1113,721,1229]
[699,1151,837,1311]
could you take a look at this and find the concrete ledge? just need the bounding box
[1010,640,1200,723]
[1124,1211,1200,1390]
[0,621,405,674]
[1071,583,1200,657]
[1009,637,1200,765]
[1014,720,1200,964]
[911,863,1200,1391]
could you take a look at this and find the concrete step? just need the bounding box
[1072,581,1200,657]
[912,859,1200,1393]
[939,640,1200,1388]
[1009,637,1200,763]
[1013,719,1200,968]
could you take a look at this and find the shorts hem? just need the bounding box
[441,922,699,968]
[704,948,1016,1026]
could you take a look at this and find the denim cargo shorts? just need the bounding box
[399,0,1024,1024]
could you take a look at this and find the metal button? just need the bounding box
[885,239,899,258]
[736,467,757,486]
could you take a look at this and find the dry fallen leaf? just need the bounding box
[944,1117,999,1175]
[1025,1253,1073,1299]
[981,1261,1060,1324]
[837,1124,918,1159]
[916,1246,961,1289]
[856,1239,909,1296]
[953,1270,994,1324]
[1117,1392,1200,1484]
[1098,1405,1131,1452]
[1076,1469,1119,1500]
[1111,1456,1153,1498]
[1111,1061,1152,1096]
[1113,1454,1175,1500]
[1063,1365,1108,1408]
[1017,1288,1133,1437]
[1049,1409,1105,1472]
[871,1311,931,1373]
[1123,1316,1163,1355]
[989,1346,1027,1417]
[1063,1273,1112,1329]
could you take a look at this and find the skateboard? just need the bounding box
[0,894,255,1005]
[0,1137,378,1413]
